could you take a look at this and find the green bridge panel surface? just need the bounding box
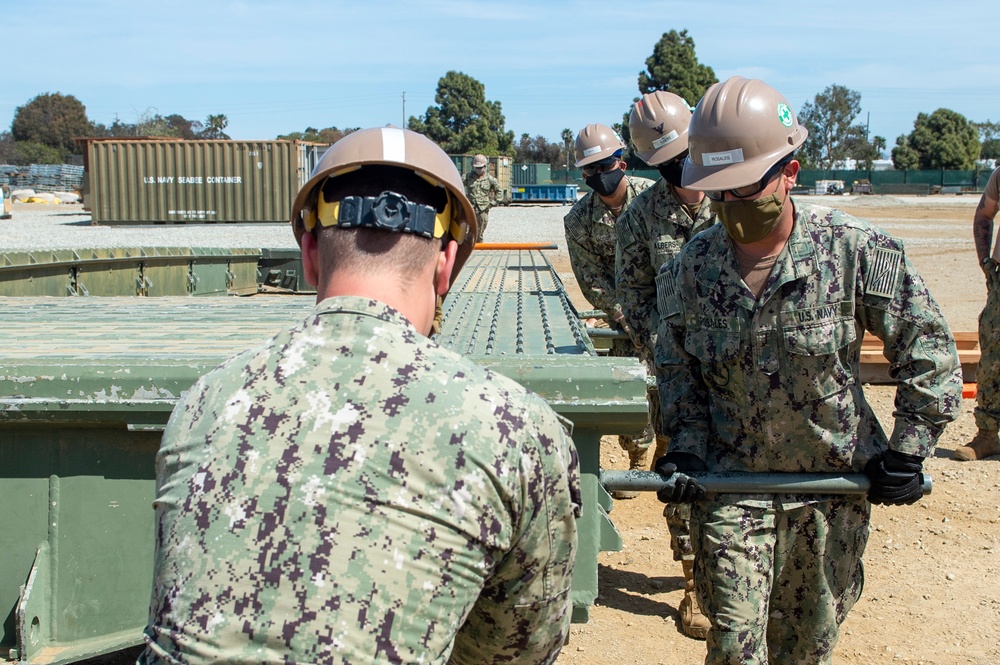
[0,249,647,663]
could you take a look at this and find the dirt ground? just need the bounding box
[550,195,1000,665]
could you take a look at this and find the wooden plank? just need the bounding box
[860,332,979,384]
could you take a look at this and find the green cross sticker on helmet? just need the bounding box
[777,103,793,128]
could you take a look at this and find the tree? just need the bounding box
[11,92,92,160]
[841,130,887,171]
[277,127,356,143]
[165,114,201,139]
[973,120,1000,161]
[0,132,16,164]
[799,85,874,170]
[891,135,920,170]
[12,141,63,165]
[560,128,574,176]
[513,134,562,168]
[90,110,205,139]
[637,30,717,107]
[200,114,230,140]
[894,109,980,170]
[408,71,514,155]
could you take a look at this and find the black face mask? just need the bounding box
[657,159,685,187]
[585,168,625,197]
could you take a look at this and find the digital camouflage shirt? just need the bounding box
[140,296,581,665]
[463,171,502,212]
[616,179,716,357]
[563,175,655,314]
[654,201,962,506]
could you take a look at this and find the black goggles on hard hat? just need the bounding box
[581,155,622,177]
[706,157,792,201]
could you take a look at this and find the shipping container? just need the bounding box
[512,163,552,186]
[450,154,513,203]
[511,184,579,204]
[77,139,326,224]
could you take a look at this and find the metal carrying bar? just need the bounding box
[600,470,933,496]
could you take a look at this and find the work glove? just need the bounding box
[654,452,707,503]
[864,449,925,506]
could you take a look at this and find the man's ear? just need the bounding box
[784,159,801,186]
[300,231,320,287]
[434,240,459,296]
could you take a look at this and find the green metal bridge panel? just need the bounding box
[0,248,262,298]
[0,249,647,664]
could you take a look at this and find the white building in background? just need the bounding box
[828,158,894,171]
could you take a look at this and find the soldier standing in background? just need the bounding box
[653,77,962,663]
[463,153,501,242]
[955,164,1000,460]
[616,90,716,639]
[139,127,581,665]
[563,123,655,497]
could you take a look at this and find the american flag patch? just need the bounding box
[867,246,902,298]
[656,270,677,314]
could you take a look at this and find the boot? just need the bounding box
[611,447,649,500]
[679,559,710,640]
[954,429,1000,461]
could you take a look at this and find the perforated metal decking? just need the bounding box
[0,249,646,664]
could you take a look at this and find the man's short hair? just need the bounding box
[314,165,446,277]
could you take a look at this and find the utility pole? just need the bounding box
[402,92,406,129]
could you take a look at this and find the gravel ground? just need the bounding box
[0,201,574,253]
[0,193,975,252]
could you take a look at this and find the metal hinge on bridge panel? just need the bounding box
[136,263,152,296]
[66,266,89,296]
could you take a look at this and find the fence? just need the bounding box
[797,168,993,194]
[552,167,996,196]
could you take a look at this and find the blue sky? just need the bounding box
[2,0,996,155]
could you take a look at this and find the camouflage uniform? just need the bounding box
[564,174,655,459]
[463,171,502,242]
[140,296,581,665]
[975,168,1000,432]
[615,179,716,559]
[654,202,962,664]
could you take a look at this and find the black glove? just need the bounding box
[654,452,707,503]
[865,449,925,506]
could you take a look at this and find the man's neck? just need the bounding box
[671,184,704,206]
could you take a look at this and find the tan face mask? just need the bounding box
[710,188,788,244]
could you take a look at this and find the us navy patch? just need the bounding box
[867,246,902,298]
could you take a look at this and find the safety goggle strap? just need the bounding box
[316,191,439,239]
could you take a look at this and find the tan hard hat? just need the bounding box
[290,127,477,285]
[629,91,692,166]
[681,76,807,191]
[574,123,626,167]
[472,154,487,168]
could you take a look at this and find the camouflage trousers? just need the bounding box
[691,496,869,665]
[976,268,1000,431]
[474,207,491,243]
